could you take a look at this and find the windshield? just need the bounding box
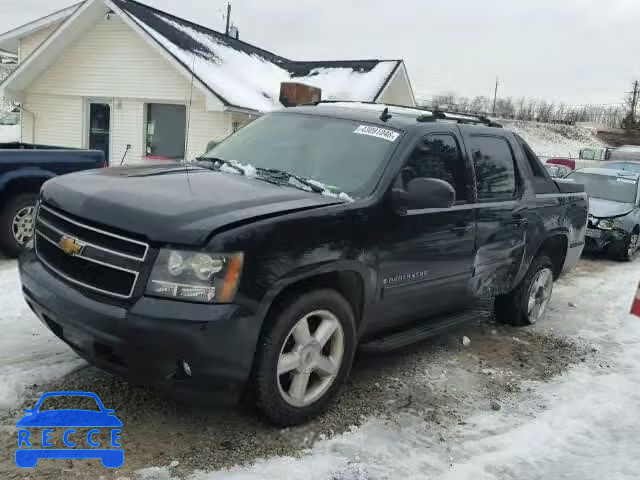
[603,162,640,174]
[201,112,401,197]
[565,172,638,203]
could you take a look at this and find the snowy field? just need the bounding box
[0,254,638,479]
[501,120,604,159]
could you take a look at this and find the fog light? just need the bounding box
[182,360,192,377]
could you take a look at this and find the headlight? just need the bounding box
[598,219,615,230]
[597,218,623,230]
[146,249,244,303]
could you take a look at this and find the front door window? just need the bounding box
[89,103,110,163]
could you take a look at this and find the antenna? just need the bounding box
[119,144,131,166]
[379,107,392,122]
[183,54,197,193]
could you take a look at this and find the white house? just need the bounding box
[0,0,416,164]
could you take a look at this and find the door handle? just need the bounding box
[505,218,528,228]
[450,225,473,236]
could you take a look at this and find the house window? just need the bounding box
[232,121,241,132]
[145,104,187,159]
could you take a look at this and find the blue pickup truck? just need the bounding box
[0,142,105,256]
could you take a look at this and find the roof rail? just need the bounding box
[305,100,502,127]
[417,109,502,128]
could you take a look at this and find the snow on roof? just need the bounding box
[112,0,401,112]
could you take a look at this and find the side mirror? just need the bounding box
[206,140,218,152]
[402,177,456,210]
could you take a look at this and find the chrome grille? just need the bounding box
[35,204,149,299]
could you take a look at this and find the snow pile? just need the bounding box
[502,119,605,159]
[0,262,84,412]
[0,124,19,143]
[126,11,396,112]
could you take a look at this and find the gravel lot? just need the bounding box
[0,257,620,479]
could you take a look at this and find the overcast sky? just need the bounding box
[3,0,640,105]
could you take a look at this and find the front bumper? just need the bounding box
[19,251,262,405]
[584,228,629,253]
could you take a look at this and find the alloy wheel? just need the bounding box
[627,234,639,259]
[526,267,553,324]
[277,310,345,407]
[12,206,36,246]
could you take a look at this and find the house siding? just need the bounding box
[19,15,231,161]
[19,23,63,61]
[29,16,196,101]
[21,93,82,146]
[378,67,415,106]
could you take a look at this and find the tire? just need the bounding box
[616,230,639,262]
[253,289,356,426]
[0,193,39,257]
[495,255,554,327]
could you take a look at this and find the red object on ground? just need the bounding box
[546,158,576,170]
[144,155,173,161]
[632,283,640,317]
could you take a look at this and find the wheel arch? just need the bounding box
[256,261,374,335]
[0,171,53,209]
[534,232,568,279]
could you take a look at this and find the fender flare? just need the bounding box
[0,168,56,194]
[254,259,377,326]
[514,228,569,286]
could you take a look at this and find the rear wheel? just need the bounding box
[0,194,39,257]
[495,255,554,326]
[253,289,356,426]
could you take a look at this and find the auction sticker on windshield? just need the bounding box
[353,125,400,142]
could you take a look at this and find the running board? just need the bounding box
[359,301,493,353]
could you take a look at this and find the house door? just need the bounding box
[88,103,111,164]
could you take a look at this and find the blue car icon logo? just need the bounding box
[16,391,123,468]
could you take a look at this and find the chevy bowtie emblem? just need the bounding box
[58,236,84,256]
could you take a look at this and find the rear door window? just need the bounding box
[469,136,519,201]
[514,133,558,193]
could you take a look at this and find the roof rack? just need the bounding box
[305,100,502,128]
[416,110,502,128]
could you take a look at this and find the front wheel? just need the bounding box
[495,255,554,326]
[0,194,39,257]
[253,289,356,426]
[618,231,639,262]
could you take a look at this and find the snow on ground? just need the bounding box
[0,260,84,411]
[0,124,19,143]
[137,259,640,480]
[501,119,605,159]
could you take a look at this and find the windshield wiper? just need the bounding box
[195,156,246,175]
[255,168,325,193]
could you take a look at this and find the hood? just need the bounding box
[588,197,636,219]
[41,164,344,245]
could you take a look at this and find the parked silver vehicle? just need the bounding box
[565,168,640,260]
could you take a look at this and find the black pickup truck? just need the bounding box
[0,143,105,256]
[19,103,587,425]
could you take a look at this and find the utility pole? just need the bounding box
[225,2,232,36]
[631,80,639,121]
[492,76,499,117]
